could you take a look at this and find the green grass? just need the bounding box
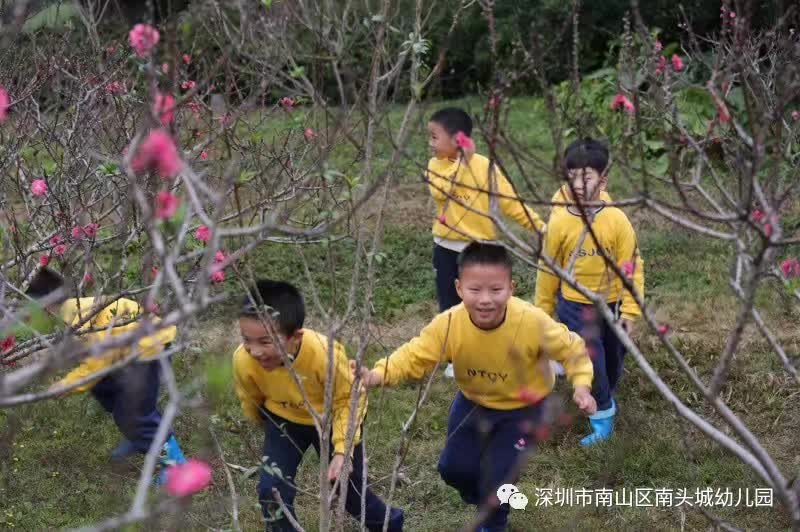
[2,96,799,531]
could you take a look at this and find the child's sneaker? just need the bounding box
[154,435,187,485]
[110,438,138,462]
[444,363,455,378]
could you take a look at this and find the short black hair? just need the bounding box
[430,107,473,137]
[25,267,65,299]
[457,242,512,277]
[240,280,305,336]
[564,138,609,174]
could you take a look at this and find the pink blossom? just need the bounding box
[729,11,736,18]
[131,129,183,178]
[161,63,169,74]
[622,260,635,277]
[164,459,212,497]
[83,223,98,238]
[71,226,85,239]
[145,301,160,314]
[671,54,684,72]
[611,94,635,114]
[50,235,63,245]
[1,335,15,353]
[304,128,317,141]
[199,150,208,161]
[751,209,766,222]
[39,255,50,267]
[279,97,294,110]
[210,270,226,283]
[196,130,205,138]
[155,191,180,220]
[105,44,117,55]
[657,324,670,335]
[54,244,67,256]
[83,272,94,285]
[764,223,773,237]
[654,40,663,52]
[0,86,9,123]
[105,81,126,95]
[488,95,500,109]
[780,258,800,279]
[182,54,191,64]
[31,179,48,196]
[436,214,447,225]
[792,111,799,122]
[153,92,176,126]
[187,101,203,116]
[181,80,196,91]
[455,131,475,152]
[194,225,211,242]
[655,56,667,75]
[128,24,160,58]
[214,250,226,263]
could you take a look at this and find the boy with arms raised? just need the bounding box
[355,243,595,532]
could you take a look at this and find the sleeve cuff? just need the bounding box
[570,375,593,389]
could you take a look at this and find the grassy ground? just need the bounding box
[2,97,799,531]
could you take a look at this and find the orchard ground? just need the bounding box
[2,97,799,531]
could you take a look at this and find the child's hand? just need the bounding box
[348,360,383,388]
[572,385,597,415]
[327,453,349,482]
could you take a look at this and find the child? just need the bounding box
[355,243,595,532]
[27,267,186,481]
[534,138,645,446]
[426,107,546,377]
[232,280,404,532]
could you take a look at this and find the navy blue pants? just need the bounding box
[556,295,625,411]
[433,244,462,312]
[90,358,170,453]
[437,391,545,531]
[258,413,404,532]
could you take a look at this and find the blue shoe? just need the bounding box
[110,439,138,462]
[579,400,616,446]
[154,435,187,485]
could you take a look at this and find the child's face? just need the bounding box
[427,121,459,159]
[455,263,515,330]
[239,316,300,370]
[567,167,607,202]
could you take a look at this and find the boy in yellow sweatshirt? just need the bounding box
[535,138,645,446]
[232,280,403,532]
[426,107,546,378]
[355,243,595,532]
[26,267,186,481]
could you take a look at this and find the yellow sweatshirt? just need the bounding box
[232,329,366,454]
[535,192,644,321]
[58,297,177,393]
[372,297,592,410]
[428,154,546,241]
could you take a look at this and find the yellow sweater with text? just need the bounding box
[428,154,546,241]
[372,297,592,410]
[58,297,177,393]
[232,330,366,454]
[534,194,645,321]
